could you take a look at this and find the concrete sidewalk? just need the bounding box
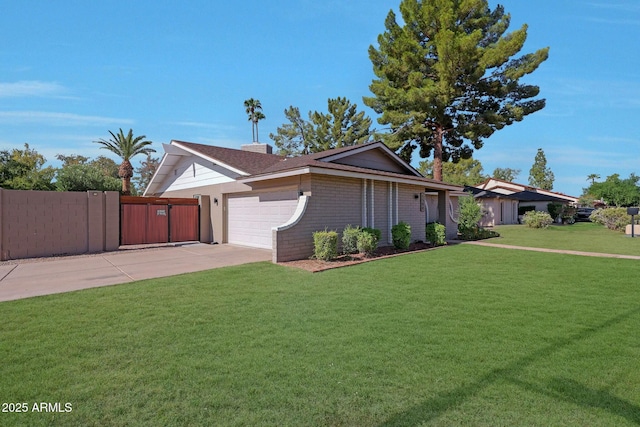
[0,243,272,302]
[464,240,640,260]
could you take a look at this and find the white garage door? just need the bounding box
[227,191,299,249]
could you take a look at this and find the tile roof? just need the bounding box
[172,140,283,175]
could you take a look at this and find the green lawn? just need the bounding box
[492,221,640,256]
[2,245,640,426]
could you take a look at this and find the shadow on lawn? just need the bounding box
[511,377,640,425]
[378,306,640,426]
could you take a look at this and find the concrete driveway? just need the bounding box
[0,243,272,302]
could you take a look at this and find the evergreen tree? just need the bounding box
[528,148,554,190]
[270,98,372,156]
[270,106,315,156]
[364,0,548,180]
[309,97,372,152]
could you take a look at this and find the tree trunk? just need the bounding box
[122,177,131,195]
[255,121,259,143]
[433,126,444,181]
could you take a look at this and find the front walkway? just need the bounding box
[464,240,640,260]
[0,243,271,302]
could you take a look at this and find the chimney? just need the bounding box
[241,143,273,154]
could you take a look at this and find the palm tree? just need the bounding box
[587,173,600,185]
[244,98,266,142]
[94,128,155,195]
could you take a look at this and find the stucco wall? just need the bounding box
[0,189,119,261]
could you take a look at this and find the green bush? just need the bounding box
[361,227,381,242]
[341,225,361,255]
[547,203,563,221]
[426,222,447,246]
[391,221,412,250]
[357,230,378,257]
[522,210,553,228]
[458,225,500,241]
[312,229,338,261]
[589,207,629,232]
[458,193,483,231]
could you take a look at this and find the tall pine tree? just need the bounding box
[528,148,554,190]
[364,0,549,181]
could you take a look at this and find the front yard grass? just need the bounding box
[493,221,640,256]
[2,244,640,426]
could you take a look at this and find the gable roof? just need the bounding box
[475,177,578,203]
[512,190,570,203]
[464,186,519,199]
[145,140,464,195]
[172,140,283,175]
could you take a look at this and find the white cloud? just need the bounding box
[0,81,66,97]
[0,111,134,127]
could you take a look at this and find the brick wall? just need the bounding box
[273,176,430,262]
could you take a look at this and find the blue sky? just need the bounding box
[1,1,639,196]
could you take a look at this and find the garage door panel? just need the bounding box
[228,192,298,249]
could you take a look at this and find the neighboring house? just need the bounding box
[509,190,573,214]
[144,140,463,262]
[464,186,519,227]
[475,178,579,206]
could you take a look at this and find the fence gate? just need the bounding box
[120,196,199,245]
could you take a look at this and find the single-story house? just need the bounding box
[144,140,463,262]
[475,178,579,206]
[463,186,520,227]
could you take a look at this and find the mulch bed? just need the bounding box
[277,241,445,273]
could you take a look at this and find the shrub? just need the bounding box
[589,207,629,232]
[361,227,381,242]
[357,230,378,257]
[312,229,338,261]
[391,221,411,250]
[341,225,361,255]
[522,210,553,228]
[547,203,563,221]
[458,225,497,240]
[426,222,447,246]
[458,193,483,232]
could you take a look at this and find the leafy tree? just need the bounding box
[528,148,554,190]
[492,167,521,182]
[585,173,640,207]
[270,98,372,156]
[94,128,155,195]
[134,155,160,193]
[364,0,549,180]
[418,157,486,186]
[90,156,120,179]
[0,143,55,190]
[587,173,600,185]
[244,98,266,142]
[55,164,121,192]
[56,154,89,166]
